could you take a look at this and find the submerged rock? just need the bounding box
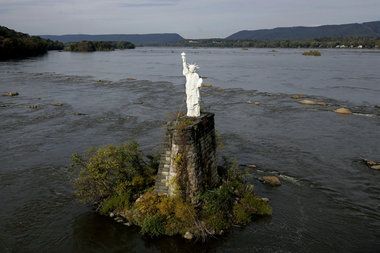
[28,104,40,109]
[362,159,380,170]
[2,92,19,97]
[247,100,260,105]
[247,164,257,169]
[114,217,124,223]
[184,231,193,240]
[202,83,213,88]
[298,99,326,106]
[260,176,281,187]
[74,112,87,116]
[291,94,305,99]
[334,107,352,115]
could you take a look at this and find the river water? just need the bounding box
[0,48,379,252]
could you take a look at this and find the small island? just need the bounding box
[302,50,322,56]
[64,41,135,52]
[73,142,271,240]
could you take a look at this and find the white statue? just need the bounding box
[181,52,203,117]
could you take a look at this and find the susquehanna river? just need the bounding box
[0,48,379,252]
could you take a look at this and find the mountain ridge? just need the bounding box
[226,21,380,40]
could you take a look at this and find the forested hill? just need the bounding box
[0,26,63,60]
[40,33,184,46]
[227,21,380,40]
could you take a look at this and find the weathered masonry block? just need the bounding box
[155,112,219,203]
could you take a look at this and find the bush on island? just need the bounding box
[302,50,321,56]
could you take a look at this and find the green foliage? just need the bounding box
[303,50,321,56]
[200,161,271,233]
[99,191,132,215]
[65,41,135,52]
[140,214,165,237]
[73,142,158,208]
[0,26,64,60]
[233,192,272,224]
[131,191,197,236]
[174,117,196,131]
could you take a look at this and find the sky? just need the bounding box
[0,0,379,38]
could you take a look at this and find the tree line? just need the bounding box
[64,41,135,52]
[171,37,380,49]
[0,26,136,60]
[0,26,64,60]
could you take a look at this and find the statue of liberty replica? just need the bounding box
[155,52,218,201]
[181,52,203,117]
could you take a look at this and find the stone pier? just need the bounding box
[155,112,219,203]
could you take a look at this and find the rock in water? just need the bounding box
[291,94,305,99]
[298,99,326,106]
[202,83,213,87]
[184,231,193,240]
[28,105,40,109]
[260,176,281,187]
[362,159,380,170]
[334,107,352,114]
[2,92,19,97]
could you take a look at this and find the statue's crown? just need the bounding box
[188,63,199,69]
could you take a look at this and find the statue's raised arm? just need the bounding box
[181,52,188,76]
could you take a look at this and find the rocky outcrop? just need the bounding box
[298,99,326,106]
[334,107,352,115]
[260,176,281,187]
[2,92,19,97]
[362,158,380,170]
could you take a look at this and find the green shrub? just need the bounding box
[233,192,272,224]
[302,50,321,56]
[99,191,132,215]
[73,142,158,211]
[140,214,165,237]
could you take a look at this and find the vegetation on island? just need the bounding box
[64,41,135,52]
[0,26,64,60]
[302,50,321,56]
[73,142,272,240]
[171,37,380,49]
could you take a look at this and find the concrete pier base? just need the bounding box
[155,112,219,202]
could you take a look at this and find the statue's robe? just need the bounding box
[183,68,203,117]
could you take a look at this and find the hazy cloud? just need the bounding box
[0,0,379,38]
